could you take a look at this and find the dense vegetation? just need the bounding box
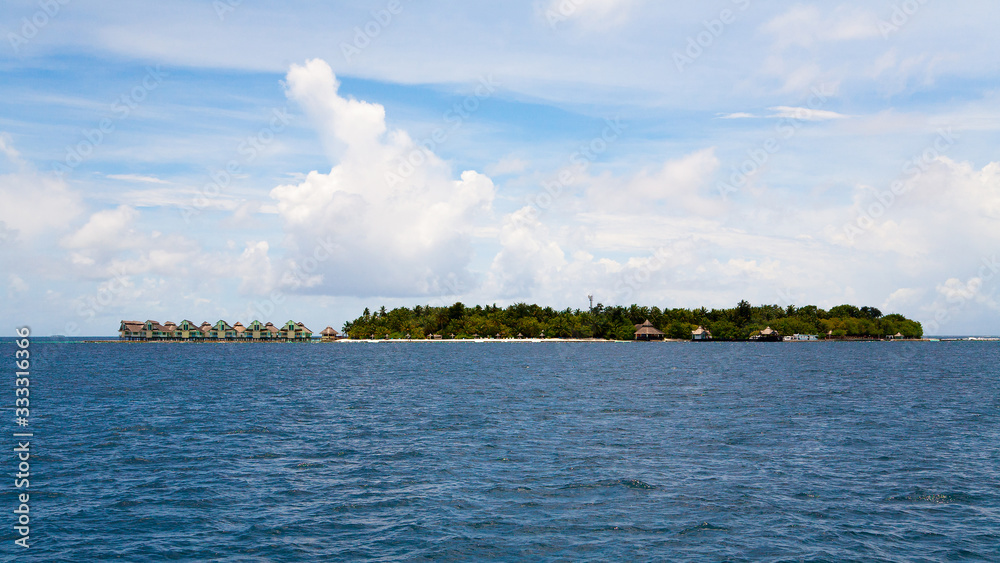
[342,301,923,340]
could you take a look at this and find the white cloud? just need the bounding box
[270,59,496,297]
[487,206,568,297]
[585,148,722,215]
[829,158,1000,263]
[768,106,848,121]
[933,276,998,315]
[0,137,83,241]
[720,107,848,121]
[882,287,924,312]
[61,205,140,250]
[0,134,23,163]
[106,174,171,184]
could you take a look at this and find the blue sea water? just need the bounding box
[3,339,1000,561]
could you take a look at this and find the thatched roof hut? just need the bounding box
[751,326,782,341]
[120,320,143,332]
[634,320,665,341]
[692,326,712,340]
[119,320,144,340]
[320,326,339,342]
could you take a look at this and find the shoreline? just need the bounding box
[71,337,978,344]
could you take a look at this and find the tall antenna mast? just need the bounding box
[588,294,594,312]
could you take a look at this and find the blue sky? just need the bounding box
[2,0,999,335]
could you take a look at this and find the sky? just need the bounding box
[1,0,999,336]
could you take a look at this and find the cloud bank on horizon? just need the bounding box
[1,0,999,335]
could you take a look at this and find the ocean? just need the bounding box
[4,339,999,561]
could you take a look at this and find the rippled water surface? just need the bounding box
[7,340,1000,561]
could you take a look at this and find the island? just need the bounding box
[342,301,923,341]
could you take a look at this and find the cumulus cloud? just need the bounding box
[0,136,83,241]
[488,206,568,297]
[61,205,140,250]
[584,148,723,216]
[829,158,1000,265]
[60,204,278,300]
[270,59,495,297]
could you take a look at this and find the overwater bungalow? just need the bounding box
[320,327,339,342]
[119,321,145,340]
[177,320,201,340]
[118,319,319,342]
[162,321,178,339]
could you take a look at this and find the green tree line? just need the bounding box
[342,301,923,340]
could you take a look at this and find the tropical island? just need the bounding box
[342,301,923,341]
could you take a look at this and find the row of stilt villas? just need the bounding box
[118,320,339,342]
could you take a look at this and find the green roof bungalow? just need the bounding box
[279,320,299,341]
[178,320,202,340]
[214,320,236,340]
[143,320,165,340]
[296,322,313,341]
[247,320,265,340]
